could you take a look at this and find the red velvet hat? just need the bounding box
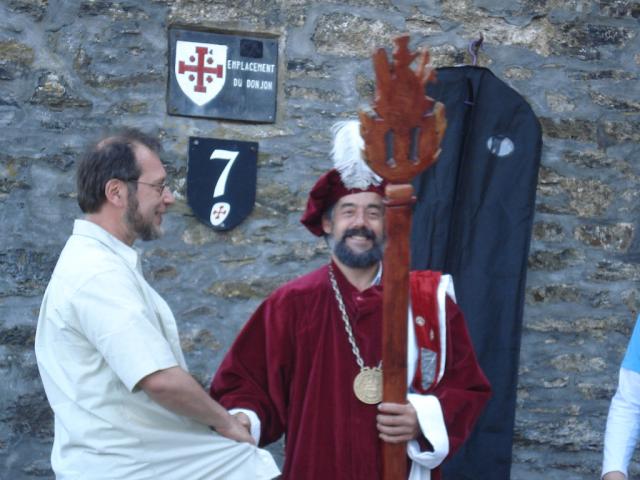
[301,121,385,236]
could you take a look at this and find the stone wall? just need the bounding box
[1,0,638,478]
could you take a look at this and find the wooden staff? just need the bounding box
[359,35,446,480]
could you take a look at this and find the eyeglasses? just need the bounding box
[127,180,169,195]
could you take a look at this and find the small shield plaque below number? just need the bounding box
[210,202,231,226]
[187,137,257,231]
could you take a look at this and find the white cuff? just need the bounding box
[229,408,262,444]
[407,393,449,469]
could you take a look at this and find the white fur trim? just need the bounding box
[407,304,417,386]
[436,274,456,384]
[331,120,382,189]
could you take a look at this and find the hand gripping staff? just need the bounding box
[358,35,446,480]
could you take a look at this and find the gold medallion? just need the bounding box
[353,366,382,404]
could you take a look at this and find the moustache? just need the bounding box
[341,227,376,242]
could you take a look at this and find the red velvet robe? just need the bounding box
[211,262,490,479]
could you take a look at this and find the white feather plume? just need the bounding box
[331,120,382,189]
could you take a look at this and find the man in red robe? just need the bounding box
[211,121,491,480]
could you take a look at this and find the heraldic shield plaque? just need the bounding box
[187,137,258,231]
[168,27,278,122]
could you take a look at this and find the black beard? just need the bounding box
[125,190,160,242]
[333,227,383,268]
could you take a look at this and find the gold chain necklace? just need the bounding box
[328,265,382,404]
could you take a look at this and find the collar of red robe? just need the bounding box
[328,260,382,316]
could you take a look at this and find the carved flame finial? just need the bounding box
[359,35,446,183]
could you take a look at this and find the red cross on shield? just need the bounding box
[175,41,228,106]
[210,201,230,226]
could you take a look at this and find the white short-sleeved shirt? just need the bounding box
[602,316,640,478]
[35,220,278,480]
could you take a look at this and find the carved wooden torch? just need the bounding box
[359,36,446,480]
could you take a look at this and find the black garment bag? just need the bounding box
[412,66,542,480]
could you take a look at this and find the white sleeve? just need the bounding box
[602,367,640,478]
[71,269,178,391]
[229,408,262,444]
[407,393,449,471]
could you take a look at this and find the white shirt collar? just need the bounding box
[372,262,383,286]
[72,219,140,270]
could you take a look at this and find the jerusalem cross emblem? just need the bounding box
[175,41,228,106]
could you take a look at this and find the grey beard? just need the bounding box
[331,227,383,268]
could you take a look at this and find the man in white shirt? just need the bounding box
[603,316,640,480]
[35,129,279,480]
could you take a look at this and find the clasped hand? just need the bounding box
[216,412,255,445]
[376,402,420,443]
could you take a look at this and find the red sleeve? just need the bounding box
[428,297,491,458]
[210,292,294,446]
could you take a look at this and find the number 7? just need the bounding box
[210,149,239,198]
